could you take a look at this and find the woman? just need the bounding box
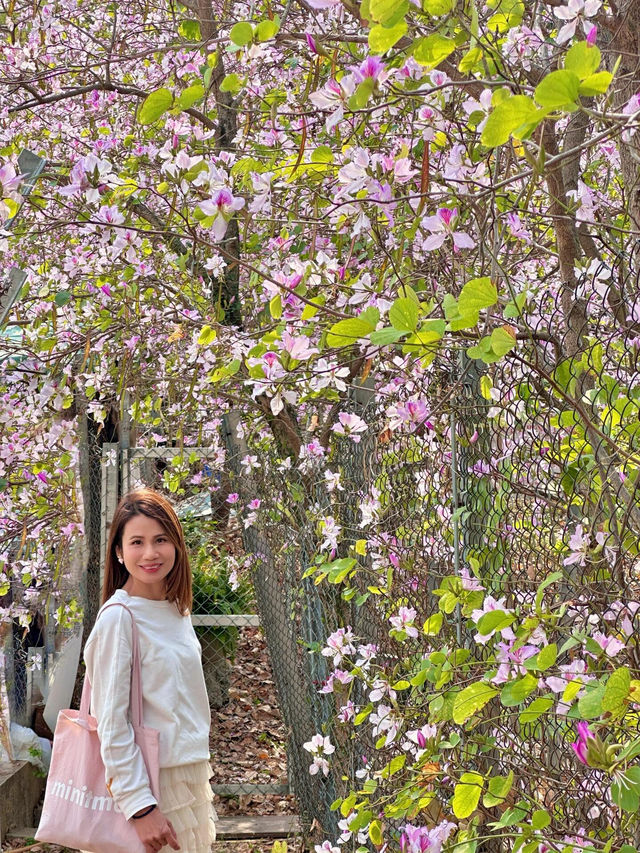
[83,488,216,853]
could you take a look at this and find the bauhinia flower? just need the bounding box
[389,605,419,638]
[571,720,595,765]
[554,0,602,45]
[321,626,356,666]
[303,734,335,776]
[331,411,368,442]
[421,207,475,252]
[199,188,245,241]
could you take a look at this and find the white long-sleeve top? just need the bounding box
[83,588,211,819]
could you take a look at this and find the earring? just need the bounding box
[118,557,124,564]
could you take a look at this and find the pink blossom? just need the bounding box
[591,631,625,657]
[199,189,245,242]
[421,207,475,252]
[571,721,594,765]
[281,330,318,361]
[226,492,239,504]
[0,163,24,196]
[303,734,335,776]
[321,626,356,666]
[554,0,602,44]
[337,700,355,722]
[351,55,386,83]
[331,411,368,443]
[389,605,419,638]
[96,204,124,227]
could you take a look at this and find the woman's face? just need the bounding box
[117,514,176,600]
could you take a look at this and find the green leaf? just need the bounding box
[197,325,217,345]
[564,42,601,79]
[519,695,553,724]
[311,145,333,164]
[327,557,357,584]
[255,17,281,41]
[138,88,173,124]
[537,643,557,671]
[452,772,484,819]
[481,95,537,147]
[490,326,517,357]
[489,802,528,828]
[354,703,373,725]
[178,84,205,110]
[368,19,407,53]
[454,828,478,853]
[348,77,375,111]
[54,290,72,307]
[611,777,640,812]
[381,753,407,777]
[487,0,524,32]
[535,570,562,613]
[531,809,551,830]
[603,667,631,715]
[458,46,483,73]
[369,0,408,25]
[423,612,443,636]
[389,297,419,332]
[369,820,383,846]
[459,277,498,315]
[369,327,405,346]
[476,609,514,636]
[270,294,282,319]
[229,22,253,46]
[578,71,613,96]
[453,682,498,724]
[500,674,538,707]
[327,317,377,347]
[423,0,454,14]
[413,34,456,68]
[577,684,604,719]
[483,771,513,807]
[220,73,243,94]
[535,70,580,108]
[178,19,201,40]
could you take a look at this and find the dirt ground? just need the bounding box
[210,626,297,818]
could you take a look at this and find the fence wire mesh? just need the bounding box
[218,277,640,844]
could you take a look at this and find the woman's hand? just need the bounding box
[130,805,180,852]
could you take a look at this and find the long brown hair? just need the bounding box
[102,488,192,615]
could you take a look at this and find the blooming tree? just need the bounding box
[2,0,640,849]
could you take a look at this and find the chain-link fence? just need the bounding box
[220,277,640,844]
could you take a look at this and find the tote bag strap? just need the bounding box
[79,602,144,728]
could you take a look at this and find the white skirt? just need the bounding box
[82,760,217,853]
[158,760,217,852]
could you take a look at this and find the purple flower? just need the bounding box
[400,824,431,853]
[357,55,385,81]
[571,721,594,765]
[199,189,245,242]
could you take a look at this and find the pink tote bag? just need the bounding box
[36,602,160,853]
